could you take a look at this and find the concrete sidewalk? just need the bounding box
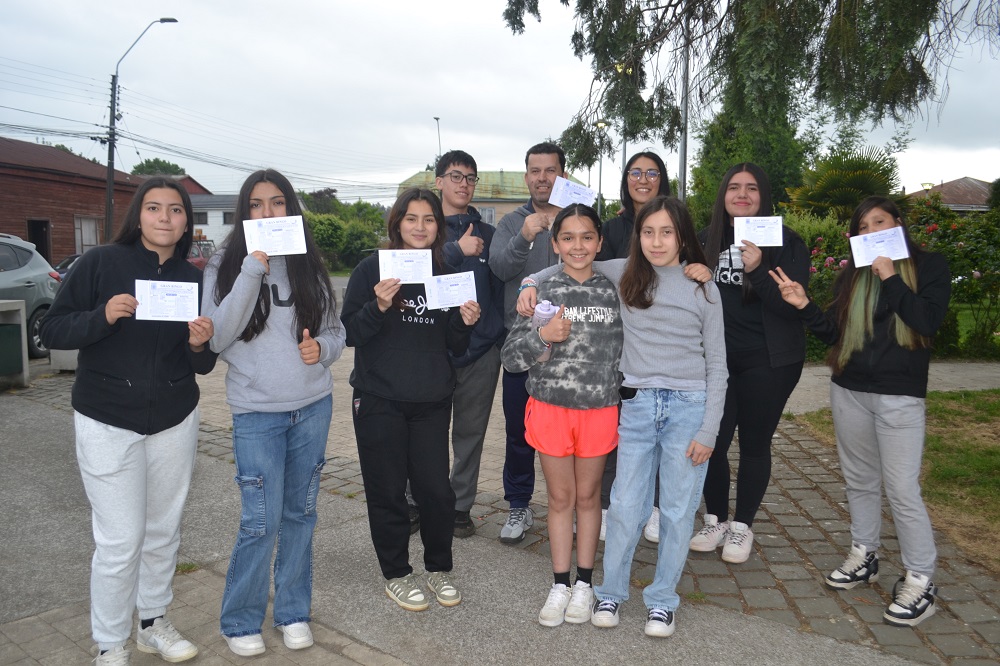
[2,357,999,665]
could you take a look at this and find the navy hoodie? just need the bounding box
[441,206,505,366]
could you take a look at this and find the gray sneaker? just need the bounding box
[499,507,533,543]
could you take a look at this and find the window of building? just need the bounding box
[194,212,208,225]
[479,207,496,226]
[223,212,235,225]
[74,216,100,254]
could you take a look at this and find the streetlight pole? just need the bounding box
[104,18,178,243]
[433,116,442,161]
[678,11,690,201]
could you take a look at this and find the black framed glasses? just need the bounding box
[627,169,661,181]
[444,171,480,185]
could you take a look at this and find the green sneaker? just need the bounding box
[385,574,429,611]
[427,571,462,607]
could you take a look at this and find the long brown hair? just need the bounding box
[620,196,709,309]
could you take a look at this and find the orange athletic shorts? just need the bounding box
[524,397,619,458]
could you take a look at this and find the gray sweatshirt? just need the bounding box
[488,203,560,330]
[501,270,623,409]
[202,252,346,414]
[532,260,727,447]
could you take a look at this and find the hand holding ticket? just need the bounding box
[849,226,910,267]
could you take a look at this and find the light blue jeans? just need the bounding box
[597,388,708,611]
[221,394,331,637]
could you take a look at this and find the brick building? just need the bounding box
[0,137,141,264]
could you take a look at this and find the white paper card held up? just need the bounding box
[548,176,597,208]
[733,216,784,247]
[425,271,477,310]
[849,226,910,267]
[243,215,307,256]
[379,249,433,284]
[135,280,199,322]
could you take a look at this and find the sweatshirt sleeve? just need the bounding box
[882,252,951,337]
[38,251,120,351]
[340,259,387,347]
[442,240,464,269]
[746,229,811,320]
[202,254,268,354]
[694,285,728,448]
[797,300,841,346]
[489,213,532,281]
[445,306,474,357]
[500,307,548,373]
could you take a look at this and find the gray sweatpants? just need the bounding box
[830,383,936,577]
[450,345,502,512]
[75,408,199,650]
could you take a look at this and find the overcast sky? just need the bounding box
[3,0,997,204]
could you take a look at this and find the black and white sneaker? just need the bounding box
[884,571,937,627]
[591,599,621,628]
[644,608,675,638]
[826,543,879,589]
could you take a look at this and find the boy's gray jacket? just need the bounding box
[501,271,623,409]
[488,203,559,330]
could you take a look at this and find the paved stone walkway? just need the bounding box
[3,355,999,665]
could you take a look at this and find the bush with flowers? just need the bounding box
[909,194,1000,358]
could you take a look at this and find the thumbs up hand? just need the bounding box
[299,328,321,365]
[540,304,571,343]
[457,224,484,257]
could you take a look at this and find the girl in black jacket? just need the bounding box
[39,178,216,664]
[341,188,479,612]
[693,163,810,564]
[770,196,950,627]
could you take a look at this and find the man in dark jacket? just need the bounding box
[429,150,505,537]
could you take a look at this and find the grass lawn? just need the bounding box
[795,388,1000,574]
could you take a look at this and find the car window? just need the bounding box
[0,244,21,271]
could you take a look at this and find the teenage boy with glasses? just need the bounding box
[409,150,505,538]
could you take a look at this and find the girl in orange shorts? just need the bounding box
[501,203,623,627]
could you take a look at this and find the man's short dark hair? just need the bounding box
[525,142,565,172]
[435,150,478,177]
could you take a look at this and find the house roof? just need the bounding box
[398,170,586,201]
[909,177,992,211]
[190,194,238,211]
[0,136,136,186]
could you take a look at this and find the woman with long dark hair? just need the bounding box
[40,177,216,664]
[203,169,345,657]
[693,163,810,564]
[597,151,671,261]
[342,187,479,612]
[771,196,949,627]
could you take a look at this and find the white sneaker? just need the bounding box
[721,520,754,563]
[644,607,676,638]
[643,508,660,543]
[564,580,595,624]
[93,645,130,665]
[689,514,730,552]
[538,583,572,627]
[279,622,313,650]
[599,508,607,542]
[224,633,265,657]
[136,617,198,662]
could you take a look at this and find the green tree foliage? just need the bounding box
[301,191,386,270]
[785,147,905,221]
[131,158,185,176]
[502,0,996,169]
[989,178,1000,210]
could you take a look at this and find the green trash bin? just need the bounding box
[0,323,22,376]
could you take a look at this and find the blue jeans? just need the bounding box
[221,394,332,637]
[598,388,708,611]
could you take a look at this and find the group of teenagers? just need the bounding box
[39,139,949,664]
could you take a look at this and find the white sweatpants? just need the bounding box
[75,408,198,650]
